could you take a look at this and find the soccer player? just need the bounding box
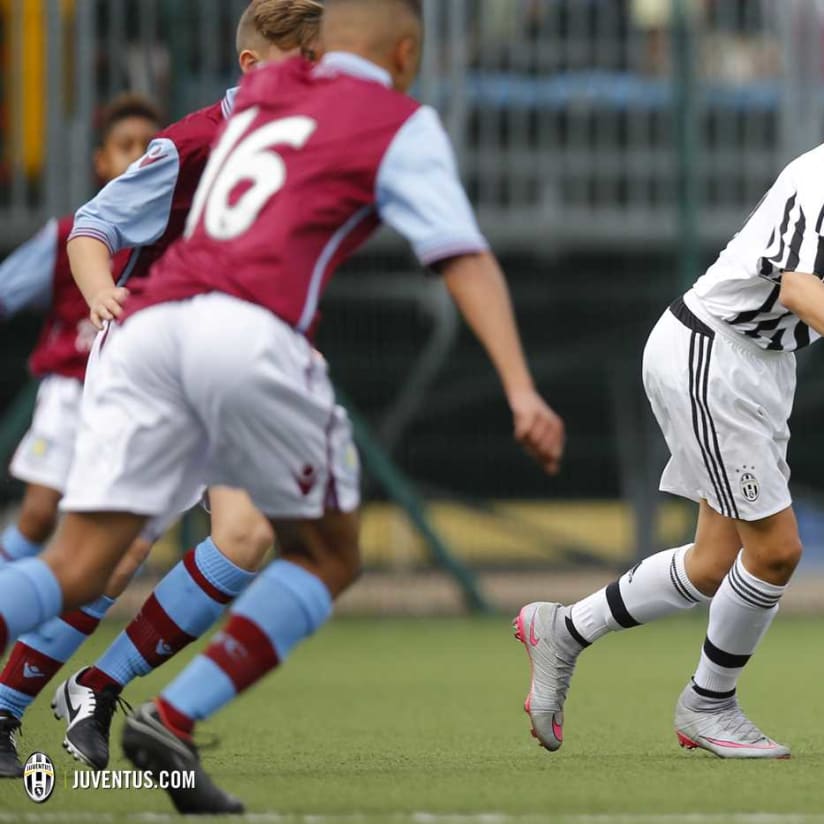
[513,127,824,760]
[0,94,160,778]
[0,0,323,777]
[0,0,565,812]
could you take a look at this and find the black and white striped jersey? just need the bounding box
[693,143,824,352]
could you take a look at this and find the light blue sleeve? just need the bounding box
[376,106,489,266]
[0,219,57,318]
[69,137,181,253]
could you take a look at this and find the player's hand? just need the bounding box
[509,388,565,475]
[90,286,130,330]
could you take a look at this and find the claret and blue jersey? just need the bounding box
[120,51,489,334]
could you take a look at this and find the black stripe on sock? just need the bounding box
[564,615,591,648]
[605,581,641,629]
[691,680,737,701]
[729,563,780,609]
[669,555,699,604]
[703,637,751,670]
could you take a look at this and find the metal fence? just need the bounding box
[3,0,824,250]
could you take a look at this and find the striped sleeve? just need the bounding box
[761,162,824,279]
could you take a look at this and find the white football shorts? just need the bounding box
[62,293,361,522]
[10,375,84,493]
[643,289,796,522]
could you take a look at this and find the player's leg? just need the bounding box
[0,512,147,660]
[0,481,62,773]
[57,488,269,770]
[0,375,113,777]
[83,487,271,696]
[514,499,740,751]
[0,535,152,777]
[675,505,799,758]
[120,296,362,812]
[122,508,359,815]
[514,303,738,750]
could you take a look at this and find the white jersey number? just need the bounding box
[186,108,317,241]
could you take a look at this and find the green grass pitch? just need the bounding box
[1,613,823,823]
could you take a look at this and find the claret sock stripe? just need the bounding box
[0,595,114,718]
[92,539,255,688]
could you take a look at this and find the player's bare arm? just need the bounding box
[67,236,129,330]
[778,271,824,336]
[441,251,565,474]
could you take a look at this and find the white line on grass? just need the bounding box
[4,814,824,824]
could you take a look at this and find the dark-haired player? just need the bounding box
[0,94,160,778]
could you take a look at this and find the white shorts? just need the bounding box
[10,375,84,493]
[642,290,796,522]
[81,324,203,541]
[62,294,361,521]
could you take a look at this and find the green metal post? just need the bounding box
[672,0,700,290]
[337,388,492,614]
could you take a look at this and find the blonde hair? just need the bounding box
[236,0,323,55]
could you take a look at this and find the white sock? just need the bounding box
[692,551,785,699]
[566,544,707,648]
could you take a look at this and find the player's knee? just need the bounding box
[762,537,803,581]
[211,518,274,572]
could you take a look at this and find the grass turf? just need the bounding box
[0,613,822,822]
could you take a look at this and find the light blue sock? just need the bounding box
[0,525,43,564]
[162,560,332,722]
[21,595,115,661]
[95,538,254,686]
[0,559,62,651]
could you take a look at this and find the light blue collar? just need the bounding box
[319,51,392,89]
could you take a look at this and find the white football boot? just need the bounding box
[513,601,580,751]
[675,682,790,759]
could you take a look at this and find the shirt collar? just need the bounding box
[317,51,392,89]
[222,87,239,119]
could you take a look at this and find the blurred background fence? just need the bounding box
[3,0,824,612]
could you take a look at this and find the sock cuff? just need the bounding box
[12,559,62,620]
[729,552,784,609]
[81,595,115,621]
[262,560,332,632]
[1,526,43,562]
[194,538,256,598]
[672,545,709,604]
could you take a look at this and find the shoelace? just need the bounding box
[712,702,768,743]
[0,718,21,753]
[93,692,133,733]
